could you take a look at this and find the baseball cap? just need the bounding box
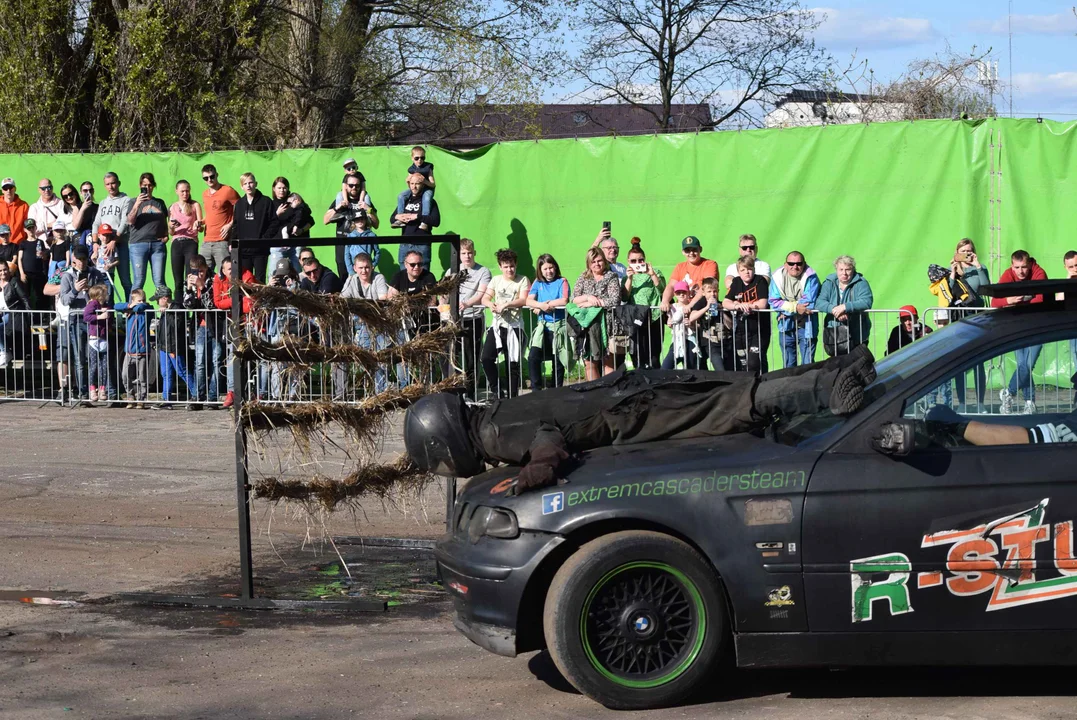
[52,219,67,232]
[681,235,702,251]
[672,281,690,294]
[0,224,9,235]
[151,287,173,301]
[899,305,918,319]
[343,157,358,168]
[272,258,296,277]
[0,178,14,189]
[98,223,114,236]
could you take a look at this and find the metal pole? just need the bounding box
[445,234,461,530]
[230,242,254,600]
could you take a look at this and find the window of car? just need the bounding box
[900,328,1077,446]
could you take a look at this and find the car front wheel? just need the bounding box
[543,530,727,710]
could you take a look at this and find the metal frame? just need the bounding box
[227,234,460,607]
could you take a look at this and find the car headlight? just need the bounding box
[467,506,519,543]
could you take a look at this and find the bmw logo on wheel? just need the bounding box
[634,616,650,632]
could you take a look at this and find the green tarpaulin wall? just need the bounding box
[3,117,1076,316]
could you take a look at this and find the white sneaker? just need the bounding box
[1000,389,1014,415]
[1024,400,1037,415]
[0,351,8,368]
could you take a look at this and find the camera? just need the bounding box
[631,262,646,273]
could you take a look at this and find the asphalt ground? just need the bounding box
[2,403,1076,718]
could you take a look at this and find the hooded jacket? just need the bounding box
[768,265,820,336]
[0,194,29,244]
[816,271,873,347]
[990,261,1048,307]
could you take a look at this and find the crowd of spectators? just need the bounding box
[0,153,1072,414]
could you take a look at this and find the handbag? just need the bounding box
[822,323,851,357]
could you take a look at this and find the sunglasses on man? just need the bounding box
[786,261,805,267]
[203,173,217,182]
[39,185,52,192]
[741,244,757,251]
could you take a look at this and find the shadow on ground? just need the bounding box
[84,543,450,632]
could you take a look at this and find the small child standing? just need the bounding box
[662,281,703,369]
[688,277,726,371]
[153,288,192,408]
[121,288,152,408]
[343,209,379,273]
[83,284,115,404]
[92,224,120,282]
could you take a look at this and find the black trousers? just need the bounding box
[458,316,485,398]
[241,254,269,284]
[630,315,663,370]
[481,326,521,398]
[527,327,567,390]
[170,237,199,293]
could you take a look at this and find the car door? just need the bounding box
[802,329,1077,632]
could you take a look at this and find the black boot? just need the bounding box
[761,344,873,381]
[753,358,873,419]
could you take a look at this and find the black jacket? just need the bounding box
[233,191,274,258]
[1,277,30,311]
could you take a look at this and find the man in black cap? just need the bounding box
[405,346,877,492]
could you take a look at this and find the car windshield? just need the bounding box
[771,321,988,446]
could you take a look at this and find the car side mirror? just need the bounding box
[872,421,914,456]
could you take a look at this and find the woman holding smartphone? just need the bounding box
[126,172,169,298]
[625,239,665,369]
[169,180,203,294]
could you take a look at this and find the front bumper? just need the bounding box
[436,529,564,658]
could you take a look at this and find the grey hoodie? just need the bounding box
[93,193,134,239]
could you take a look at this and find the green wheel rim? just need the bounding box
[579,561,707,689]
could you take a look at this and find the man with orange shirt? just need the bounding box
[0,179,28,245]
[660,235,719,313]
[199,164,239,274]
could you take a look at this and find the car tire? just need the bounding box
[543,530,726,710]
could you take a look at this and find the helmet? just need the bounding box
[404,393,485,478]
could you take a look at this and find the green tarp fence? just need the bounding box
[3,117,1077,316]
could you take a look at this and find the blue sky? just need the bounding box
[812,0,1077,118]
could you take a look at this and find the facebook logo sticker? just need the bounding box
[542,491,565,515]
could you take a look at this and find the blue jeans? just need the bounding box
[269,247,300,275]
[1008,344,1043,401]
[87,338,116,399]
[397,242,431,270]
[130,241,167,297]
[355,322,390,394]
[65,318,89,397]
[779,327,817,368]
[194,326,225,401]
[159,350,192,401]
[0,313,9,353]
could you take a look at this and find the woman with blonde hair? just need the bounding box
[572,247,624,380]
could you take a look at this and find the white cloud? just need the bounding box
[1012,71,1077,98]
[810,7,937,49]
[969,13,1077,36]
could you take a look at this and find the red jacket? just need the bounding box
[0,195,29,244]
[214,269,256,314]
[990,262,1048,307]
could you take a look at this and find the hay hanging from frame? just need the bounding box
[234,274,464,337]
[234,323,461,371]
[239,375,466,449]
[252,456,432,511]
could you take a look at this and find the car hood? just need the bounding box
[460,431,806,520]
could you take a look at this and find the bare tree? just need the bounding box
[828,46,1000,124]
[566,0,831,129]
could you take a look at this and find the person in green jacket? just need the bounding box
[816,255,874,356]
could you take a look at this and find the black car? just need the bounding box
[436,281,1077,710]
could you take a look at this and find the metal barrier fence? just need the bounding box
[20,300,1076,419]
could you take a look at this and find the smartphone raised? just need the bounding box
[602,221,611,232]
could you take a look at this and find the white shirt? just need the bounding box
[725,259,771,280]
